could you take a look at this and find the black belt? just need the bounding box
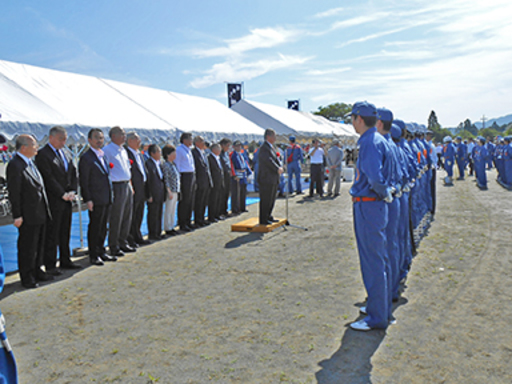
[112,181,129,184]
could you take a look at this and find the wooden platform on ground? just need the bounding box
[231,217,287,233]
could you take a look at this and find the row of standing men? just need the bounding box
[5,126,260,288]
[348,101,437,331]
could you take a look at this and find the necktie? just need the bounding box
[29,160,41,182]
[58,150,68,171]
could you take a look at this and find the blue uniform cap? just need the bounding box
[346,101,377,117]
[289,136,296,142]
[456,136,462,140]
[504,136,511,142]
[406,123,416,134]
[393,119,406,131]
[390,123,402,139]
[377,108,393,122]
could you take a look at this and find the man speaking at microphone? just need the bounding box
[257,129,283,225]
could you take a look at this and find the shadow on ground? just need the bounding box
[224,232,264,248]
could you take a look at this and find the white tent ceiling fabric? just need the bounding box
[0,60,264,144]
[0,59,357,146]
[231,99,358,140]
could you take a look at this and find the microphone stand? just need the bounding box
[280,143,307,231]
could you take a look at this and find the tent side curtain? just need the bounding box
[0,121,177,146]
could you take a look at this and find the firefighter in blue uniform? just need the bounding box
[494,137,504,185]
[472,137,489,190]
[391,122,413,283]
[286,136,303,195]
[395,119,418,264]
[0,245,19,383]
[347,101,394,331]
[455,136,467,180]
[443,136,455,186]
[485,137,495,169]
[375,108,403,310]
[501,136,512,189]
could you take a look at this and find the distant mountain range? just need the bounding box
[474,113,512,129]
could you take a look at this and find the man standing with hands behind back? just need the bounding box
[7,134,52,288]
[35,126,81,275]
[257,128,283,225]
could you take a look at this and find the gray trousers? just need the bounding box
[109,182,133,252]
[327,169,342,195]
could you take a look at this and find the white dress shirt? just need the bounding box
[175,144,195,173]
[309,147,325,164]
[103,142,131,182]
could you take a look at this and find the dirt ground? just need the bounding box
[1,169,511,384]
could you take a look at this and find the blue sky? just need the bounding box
[1,0,512,127]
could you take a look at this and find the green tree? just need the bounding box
[313,102,353,123]
[478,127,500,139]
[427,110,452,143]
[504,123,512,136]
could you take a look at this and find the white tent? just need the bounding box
[0,60,177,144]
[0,59,264,145]
[103,79,264,143]
[231,99,358,141]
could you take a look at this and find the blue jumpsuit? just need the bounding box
[351,127,394,329]
[502,143,512,188]
[472,145,489,189]
[0,246,18,383]
[485,142,495,169]
[443,143,455,180]
[455,143,467,179]
[383,135,403,304]
[400,138,417,268]
[494,144,504,183]
[286,144,303,193]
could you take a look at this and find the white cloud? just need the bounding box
[305,67,351,76]
[190,54,312,88]
[190,27,300,58]
[313,7,345,19]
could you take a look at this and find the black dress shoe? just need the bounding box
[120,245,136,253]
[217,216,226,220]
[46,268,63,276]
[189,223,199,229]
[129,242,140,248]
[101,254,117,262]
[36,271,55,282]
[242,210,249,213]
[179,226,192,232]
[208,219,218,223]
[22,281,39,289]
[270,219,279,223]
[137,239,151,245]
[90,257,105,266]
[60,262,82,270]
[109,249,125,257]
[166,230,178,236]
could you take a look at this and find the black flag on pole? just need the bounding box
[227,83,242,107]
[288,100,299,110]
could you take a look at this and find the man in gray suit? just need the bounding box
[326,140,344,197]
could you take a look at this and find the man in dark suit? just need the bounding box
[125,132,150,246]
[257,129,283,225]
[79,129,116,266]
[219,138,232,218]
[192,136,213,227]
[207,143,224,223]
[7,134,52,288]
[35,126,81,275]
[145,144,166,240]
